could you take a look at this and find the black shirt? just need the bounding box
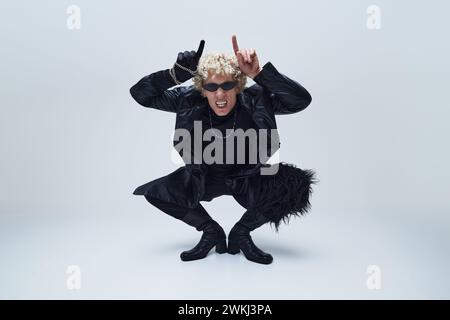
[200,100,260,176]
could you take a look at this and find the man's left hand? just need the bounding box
[232,35,261,79]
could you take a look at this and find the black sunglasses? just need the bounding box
[202,81,237,92]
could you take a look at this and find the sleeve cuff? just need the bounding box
[253,61,279,85]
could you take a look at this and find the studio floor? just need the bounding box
[1,194,449,300]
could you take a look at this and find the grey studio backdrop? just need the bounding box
[1,0,449,299]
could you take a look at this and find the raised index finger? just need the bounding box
[232,35,239,55]
[194,40,205,60]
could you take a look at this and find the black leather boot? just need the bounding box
[180,221,227,261]
[228,222,273,265]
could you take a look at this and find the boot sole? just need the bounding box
[215,239,228,254]
[180,239,227,261]
[227,240,240,255]
[227,240,273,264]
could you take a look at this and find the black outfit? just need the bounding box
[130,62,316,264]
[201,100,256,177]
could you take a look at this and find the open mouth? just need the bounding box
[215,100,228,109]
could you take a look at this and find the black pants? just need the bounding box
[145,173,269,231]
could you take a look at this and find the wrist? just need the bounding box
[248,67,262,80]
[169,67,183,85]
[173,63,195,83]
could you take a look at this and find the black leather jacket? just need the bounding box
[130,62,312,207]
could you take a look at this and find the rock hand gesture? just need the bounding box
[232,35,261,79]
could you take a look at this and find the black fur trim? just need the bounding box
[249,162,318,231]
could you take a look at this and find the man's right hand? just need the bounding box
[173,40,205,83]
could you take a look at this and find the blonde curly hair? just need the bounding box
[193,52,247,93]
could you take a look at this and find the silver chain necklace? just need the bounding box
[208,105,238,139]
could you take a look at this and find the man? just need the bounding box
[130,35,316,264]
